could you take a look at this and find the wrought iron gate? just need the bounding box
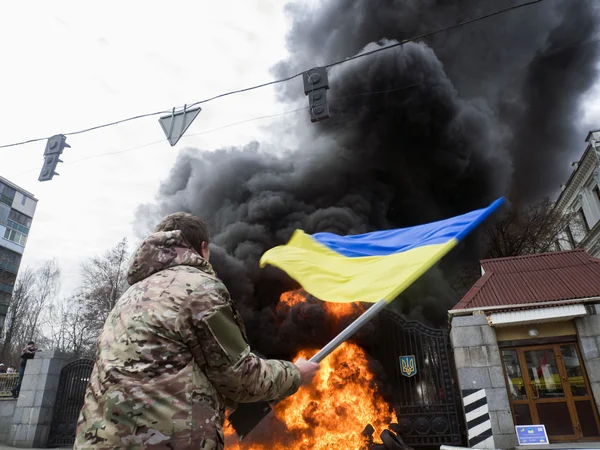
[369,310,465,448]
[48,359,93,447]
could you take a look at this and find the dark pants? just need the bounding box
[11,365,25,398]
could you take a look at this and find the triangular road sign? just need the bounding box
[159,106,202,146]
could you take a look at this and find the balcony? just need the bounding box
[0,260,19,274]
[0,282,13,294]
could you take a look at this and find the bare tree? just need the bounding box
[452,198,575,296]
[79,239,130,334]
[23,260,60,343]
[43,295,97,359]
[0,260,60,365]
[0,268,35,364]
[484,198,575,258]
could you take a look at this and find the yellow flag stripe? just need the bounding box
[260,230,458,304]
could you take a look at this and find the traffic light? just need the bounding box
[39,135,70,182]
[303,67,330,122]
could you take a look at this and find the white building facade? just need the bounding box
[0,175,37,334]
[554,129,600,257]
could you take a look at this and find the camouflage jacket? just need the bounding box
[75,231,300,449]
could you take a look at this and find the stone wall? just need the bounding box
[0,399,16,443]
[7,350,71,448]
[450,314,517,449]
[575,304,600,408]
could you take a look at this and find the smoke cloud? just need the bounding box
[135,0,599,358]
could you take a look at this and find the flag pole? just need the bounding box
[308,299,388,363]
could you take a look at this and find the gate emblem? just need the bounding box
[400,355,417,378]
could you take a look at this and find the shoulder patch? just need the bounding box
[204,304,250,367]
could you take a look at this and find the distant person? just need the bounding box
[11,341,37,398]
[0,363,5,374]
[6,366,15,374]
[75,212,319,449]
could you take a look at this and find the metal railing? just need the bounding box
[0,373,18,397]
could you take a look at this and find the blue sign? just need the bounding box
[399,355,417,378]
[515,425,549,445]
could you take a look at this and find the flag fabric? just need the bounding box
[260,198,504,304]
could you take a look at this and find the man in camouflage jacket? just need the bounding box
[75,213,319,449]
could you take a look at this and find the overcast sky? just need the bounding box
[2,0,600,296]
[0,0,300,294]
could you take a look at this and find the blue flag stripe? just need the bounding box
[311,198,504,258]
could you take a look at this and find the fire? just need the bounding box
[224,291,397,449]
[225,342,397,449]
[279,289,367,320]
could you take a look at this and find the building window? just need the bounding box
[0,183,16,207]
[0,247,22,273]
[3,227,27,246]
[565,226,576,248]
[5,209,31,235]
[20,195,26,206]
[0,247,21,265]
[0,282,13,294]
[6,220,28,235]
[0,203,9,225]
[577,208,590,233]
[8,209,31,228]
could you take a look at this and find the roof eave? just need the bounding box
[449,295,600,316]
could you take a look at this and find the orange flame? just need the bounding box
[279,289,368,320]
[224,291,396,449]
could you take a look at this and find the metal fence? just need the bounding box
[48,359,93,447]
[367,311,466,448]
[0,373,18,397]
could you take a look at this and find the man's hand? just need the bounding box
[294,358,320,386]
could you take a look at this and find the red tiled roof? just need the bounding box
[453,250,600,311]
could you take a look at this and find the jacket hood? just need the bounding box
[127,230,215,285]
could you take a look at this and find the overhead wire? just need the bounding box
[0,0,546,150]
[8,82,427,178]
[45,20,600,176]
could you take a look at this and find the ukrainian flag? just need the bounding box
[261,198,504,304]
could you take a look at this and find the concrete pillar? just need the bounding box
[0,399,17,443]
[7,350,71,448]
[451,314,518,449]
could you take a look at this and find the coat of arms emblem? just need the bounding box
[400,355,417,378]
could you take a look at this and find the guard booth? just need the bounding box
[450,250,600,449]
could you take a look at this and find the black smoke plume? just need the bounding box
[135,0,599,359]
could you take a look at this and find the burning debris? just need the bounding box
[223,291,395,449]
[224,342,397,449]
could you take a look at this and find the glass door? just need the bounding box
[522,346,577,441]
[558,344,600,440]
[502,343,600,442]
